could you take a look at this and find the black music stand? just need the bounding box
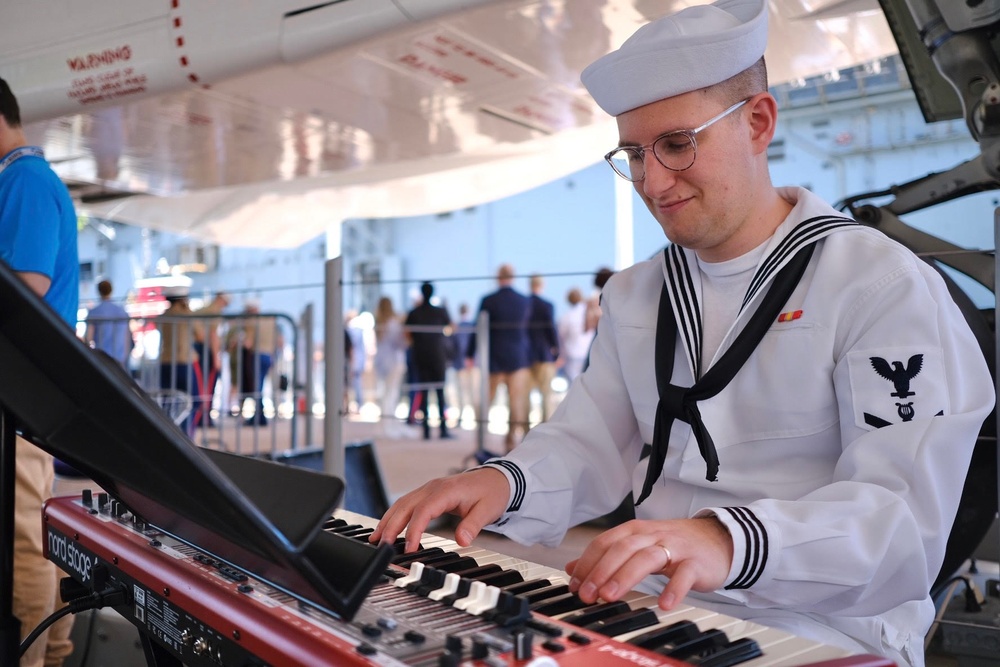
[0,259,393,666]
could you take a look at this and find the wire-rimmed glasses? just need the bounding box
[604,99,749,182]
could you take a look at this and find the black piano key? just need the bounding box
[486,592,531,627]
[393,547,445,566]
[502,578,552,596]
[521,583,570,604]
[411,568,448,595]
[330,523,365,534]
[434,556,479,574]
[341,526,375,538]
[560,601,631,628]
[414,551,466,569]
[688,637,763,667]
[530,592,590,616]
[627,619,701,650]
[439,578,473,605]
[387,537,411,555]
[449,563,502,580]
[657,628,729,660]
[323,517,348,530]
[476,569,523,589]
[586,608,660,637]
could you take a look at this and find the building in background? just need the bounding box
[74,55,997,345]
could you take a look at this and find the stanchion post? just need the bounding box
[324,257,345,481]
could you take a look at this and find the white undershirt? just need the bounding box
[696,241,768,376]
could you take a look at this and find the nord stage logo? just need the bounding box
[47,529,93,583]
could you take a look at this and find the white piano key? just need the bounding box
[337,510,873,667]
[466,585,502,616]
[392,561,425,588]
[453,580,488,611]
[427,572,461,601]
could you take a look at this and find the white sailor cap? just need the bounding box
[581,0,768,116]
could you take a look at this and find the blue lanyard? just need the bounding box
[0,146,44,175]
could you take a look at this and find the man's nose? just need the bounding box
[641,154,679,196]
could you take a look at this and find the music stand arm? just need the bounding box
[885,155,999,216]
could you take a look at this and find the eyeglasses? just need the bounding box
[604,99,749,181]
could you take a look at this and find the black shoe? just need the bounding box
[440,432,456,440]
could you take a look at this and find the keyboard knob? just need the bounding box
[513,629,534,660]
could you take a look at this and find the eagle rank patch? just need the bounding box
[847,348,948,430]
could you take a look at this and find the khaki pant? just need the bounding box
[488,368,530,451]
[455,366,481,421]
[527,361,557,426]
[14,438,74,667]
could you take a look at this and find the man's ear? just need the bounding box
[747,92,779,155]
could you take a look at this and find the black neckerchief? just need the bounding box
[635,215,857,506]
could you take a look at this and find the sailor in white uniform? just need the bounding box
[372,2,995,665]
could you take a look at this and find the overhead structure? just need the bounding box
[1,0,900,247]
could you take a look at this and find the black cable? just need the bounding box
[18,585,128,659]
[834,187,896,213]
[932,574,970,602]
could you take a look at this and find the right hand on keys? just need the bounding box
[370,467,511,554]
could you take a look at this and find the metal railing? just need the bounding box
[80,311,306,457]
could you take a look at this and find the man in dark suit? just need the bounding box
[468,264,531,451]
[526,274,560,426]
[405,282,454,440]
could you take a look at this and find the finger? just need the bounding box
[566,525,631,593]
[572,532,653,603]
[452,516,483,547]
[596,543,672,603]
[452,499,499,546]
[404,495,457,552]
[371,499,414,546]
[658,560,697,611]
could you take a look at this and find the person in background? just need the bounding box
[373,296,407,435]
[191,291,229,428]
[404,282,454,440]
[467,263,532,451]
[86,278,132,369]
[557,287,594,383]
[525,274,560,426]
[370,3,995,666]
[344,310,366,413]
[585,266,615,334]
[452,302,480,423]
[158,285,199,435]
[1,75,78,667]
[232,300,283,426]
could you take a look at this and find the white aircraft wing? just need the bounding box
[1,0,900,247]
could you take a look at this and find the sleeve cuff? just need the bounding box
[476,459,526,526]
[697,506,770,590]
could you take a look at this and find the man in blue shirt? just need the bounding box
[86,279,132,369]
[1,76,79,667]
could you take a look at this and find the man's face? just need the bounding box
[615,90,757,262]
